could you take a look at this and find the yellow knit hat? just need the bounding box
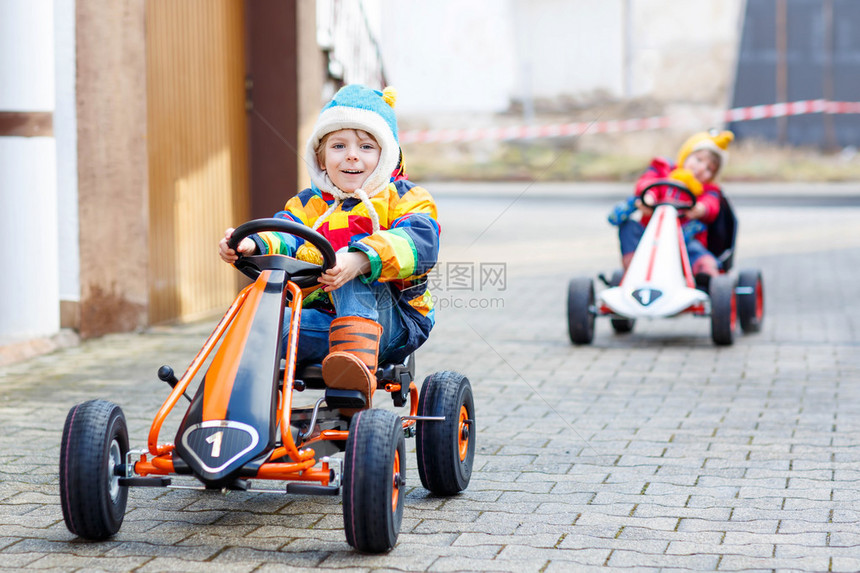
[676,129,735,174]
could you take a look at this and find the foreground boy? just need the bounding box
[219,85,439,411]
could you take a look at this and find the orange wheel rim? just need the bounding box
[391,450,400,512]
[730,287,737,330]
[755,279,764,320]
[457,405,469,461]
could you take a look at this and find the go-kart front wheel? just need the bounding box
[567,277,595,344]
[710,274,737,346]
[416,371,475,495]
[342,409,405,553]
[59,399,129,540]
[737,269,764,333]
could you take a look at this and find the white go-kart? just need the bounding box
[567,179,764,346]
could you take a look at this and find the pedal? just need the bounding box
[379,360,413,407]
[324,388,366,410]
[286,483,340,496]
[118,477,171,487]
[390,370,411,407]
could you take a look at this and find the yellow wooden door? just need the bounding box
[146,0,249,324]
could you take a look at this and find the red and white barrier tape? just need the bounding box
[399,99,860,144]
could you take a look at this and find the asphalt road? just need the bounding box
[1,182,858,572]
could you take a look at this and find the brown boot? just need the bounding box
[322,316,382,411]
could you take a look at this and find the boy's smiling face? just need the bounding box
[683,149,720,184]
[319,129,381,193]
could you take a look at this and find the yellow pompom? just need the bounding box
[296,243,324,265]
[382,86,397,108]
[668,168,704,196]
[713,130,735,150]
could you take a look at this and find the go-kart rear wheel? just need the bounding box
[59,399,129,540]
[342,409,405,553]
[737,269,764,333]
[608,269,635,334]
[416,371,475,495]
[567,277,595,344]
[710,274,737,346]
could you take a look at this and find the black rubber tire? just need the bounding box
[710,274,737,346]
[416,371,475,495]
[737,268,764,333]
[342,409,405,553]
[59,399,129,540]
[567,277,595,344]
[608,269,635,334]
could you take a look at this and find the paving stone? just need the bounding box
[1,188,858,571]
[607,548,720,569]
[138,557,260,573]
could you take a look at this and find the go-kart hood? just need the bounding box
[602,204,708,318]
[600,284,708,318]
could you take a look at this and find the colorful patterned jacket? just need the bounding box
[251,179,440,360]
[634,157,723,248]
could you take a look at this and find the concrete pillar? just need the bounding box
[0,1,60,342]
[75,0,148,338]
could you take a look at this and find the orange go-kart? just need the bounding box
[59,218,475,553]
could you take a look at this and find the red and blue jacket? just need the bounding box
[635,157,722,248]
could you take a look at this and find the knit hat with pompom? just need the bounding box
[304,85,400,234]
[676,129,735,176]
[306,85,398,197]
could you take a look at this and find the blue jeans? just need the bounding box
[618,219,712,267]
[283,278,408,365]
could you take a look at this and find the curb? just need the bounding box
[0,329,81,368]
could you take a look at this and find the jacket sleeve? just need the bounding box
[697,186,722,224]
[348,185,440,283]
[252,192,319,256]
[634,157,672,196]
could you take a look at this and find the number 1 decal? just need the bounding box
[206,431,223,458]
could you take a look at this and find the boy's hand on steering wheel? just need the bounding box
[318,251,372,292]
[634,198,654,217]
[219,228,257,264]
[683,203,707,220]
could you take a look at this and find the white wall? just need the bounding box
[55,0,79,303]
[0,0,60,341]
[0,2,55,110]
[379,0,743,119]
[511,0,625,105]
[379,0,517,116]
[630,0,743,105]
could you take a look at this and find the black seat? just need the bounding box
[294,362,325,389]
[285,353,415,392]
[708,195,738,272]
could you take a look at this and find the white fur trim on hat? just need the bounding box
[691,140,728,165]
[305,106,399,199]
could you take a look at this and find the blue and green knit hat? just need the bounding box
[305,84,400,198]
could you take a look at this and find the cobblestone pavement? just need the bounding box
[1,183,859,572]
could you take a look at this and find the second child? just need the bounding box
[610,129,734,278]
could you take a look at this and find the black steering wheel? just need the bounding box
[639,179,698,210]
[227,218,336,288]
